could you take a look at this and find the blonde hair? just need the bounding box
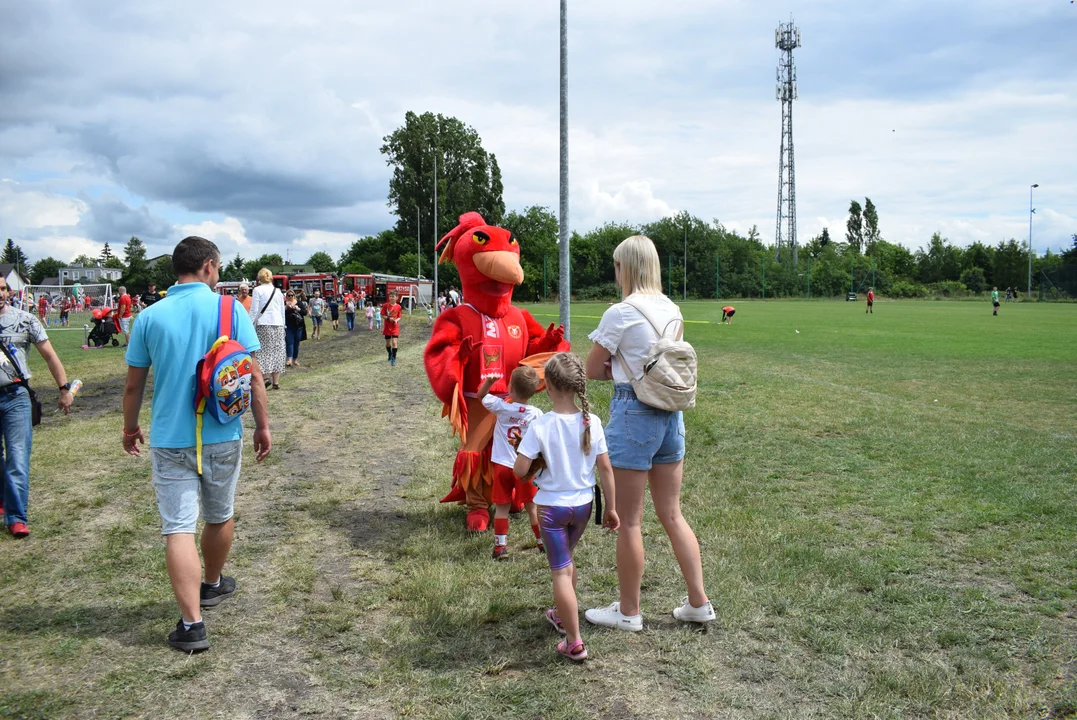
[613,235,663,298]
[509,366,541,403]
[257,268,272,285]
[544,353,592,454]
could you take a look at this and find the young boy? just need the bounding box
[721,306,736,324]
[381,292,402,365]
[992,287,1000,316]
[478,367,545,560]
[866,287,874,314]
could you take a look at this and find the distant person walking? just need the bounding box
[381,292,402,366]
[344,296,356,331]
[308,291,324,340]
[583,234,713,631]
[284,291,305,368]
[0,277,75,538]
[236,283,252,312]
[720,306,736,325]
[123,235,271,653]
[866,287,874,314]
[249,269,285,390]
[365,302,375,331]
[117,287,134,345]
[992,287,1000,316]
[141,282,160,309]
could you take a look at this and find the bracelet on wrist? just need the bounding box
[123,426,141,438]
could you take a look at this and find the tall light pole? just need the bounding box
[683,220,687,301]
[558,0,571,339]
[433,154,439,315]
[1028,183,1038,300]
[416,206,421,279]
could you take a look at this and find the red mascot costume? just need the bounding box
[424,212,570,531]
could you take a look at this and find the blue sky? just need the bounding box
[0,0,1073,265]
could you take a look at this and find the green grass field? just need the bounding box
[1,299,1075,719]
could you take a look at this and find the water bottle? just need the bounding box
[69,379,83,396]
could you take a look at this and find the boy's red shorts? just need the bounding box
[491,464,536,506]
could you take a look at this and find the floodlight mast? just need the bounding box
[774,19,800,265]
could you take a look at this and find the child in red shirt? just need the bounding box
[381,292,403,366]
[866,287,874,314]
[721,306,736,324]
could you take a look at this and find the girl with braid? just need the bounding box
[514,352,619,663]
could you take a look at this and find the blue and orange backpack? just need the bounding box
[194,295,254,474]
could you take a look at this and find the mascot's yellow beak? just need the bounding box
[473,251,524,286]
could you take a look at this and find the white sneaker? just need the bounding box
[672,597,716,623]
[584,602,643,632]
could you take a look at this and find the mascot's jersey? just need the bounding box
[459,304,530,397]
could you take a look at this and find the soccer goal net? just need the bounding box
[24,284,114,327]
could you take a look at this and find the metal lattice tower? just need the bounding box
[774,19,800,264]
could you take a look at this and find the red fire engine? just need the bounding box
[342,273,431,309]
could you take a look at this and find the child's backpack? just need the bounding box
[194,295,254,474]
[615,297,697,412]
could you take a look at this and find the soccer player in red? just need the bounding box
[381,291,403,366]
[721,306,736,324]
[117,286,134,345]
[866,287,874,314]
[37,294,48,323]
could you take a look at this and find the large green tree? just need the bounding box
[306,251,336,273]
[152,255,176,289]
[29,257,64,284]
[863,197,880,254]
[221,254,247,282]
[100,242,115,263]
[121,237,154,291]
[381,111,505,243]
[845,201,864,254]
[503,206,560,301]
[242,254,284,281]
[2,239,29,270]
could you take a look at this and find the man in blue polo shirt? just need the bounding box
[122,236,272,653]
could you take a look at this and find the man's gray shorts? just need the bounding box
[151,440,242,535]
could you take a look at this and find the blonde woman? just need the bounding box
[248,269,285,389]
[583,235,713,631]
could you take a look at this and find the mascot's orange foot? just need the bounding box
[466,508,491,533]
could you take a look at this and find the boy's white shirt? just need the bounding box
[517,411,608,508]
[481,394,543,468]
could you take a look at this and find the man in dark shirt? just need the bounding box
[140,283,159,309]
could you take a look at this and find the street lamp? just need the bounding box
[683,219,687,301]
[1028,183,1038,300]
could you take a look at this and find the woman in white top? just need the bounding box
[582,235,714,630]
[248,268,286,389]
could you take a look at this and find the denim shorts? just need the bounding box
[606,385,685,471]
[150,440,242,535]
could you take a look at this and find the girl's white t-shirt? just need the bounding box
[517,411,608,507]
[481,395,543,468]
[588,293,683,385]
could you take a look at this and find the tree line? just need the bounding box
[5,111,1075,299]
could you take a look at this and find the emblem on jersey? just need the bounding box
[483,345,502,367]
[507,325,521,339]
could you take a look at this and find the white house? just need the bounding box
[0,264,30,293]
[59,263,123,284]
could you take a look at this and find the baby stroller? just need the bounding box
[85,306,121,348]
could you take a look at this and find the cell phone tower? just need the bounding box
[774,19,801,264]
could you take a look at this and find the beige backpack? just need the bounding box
[615,297,697,411]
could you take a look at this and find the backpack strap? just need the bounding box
[621,296,684,341]
[219,295,234,340]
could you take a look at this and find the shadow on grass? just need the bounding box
[1,599,175,647]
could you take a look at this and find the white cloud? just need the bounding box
[0,181,84,229]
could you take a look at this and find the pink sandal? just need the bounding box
[557,638,588,662]
[545,608,566,635]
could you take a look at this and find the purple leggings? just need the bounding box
[538,502,593,571]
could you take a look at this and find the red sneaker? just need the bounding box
[9,522,29,538]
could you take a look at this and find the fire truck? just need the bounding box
[288,273,339,298]
[342,273,432,309]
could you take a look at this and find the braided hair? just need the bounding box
[544,352,592,454]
